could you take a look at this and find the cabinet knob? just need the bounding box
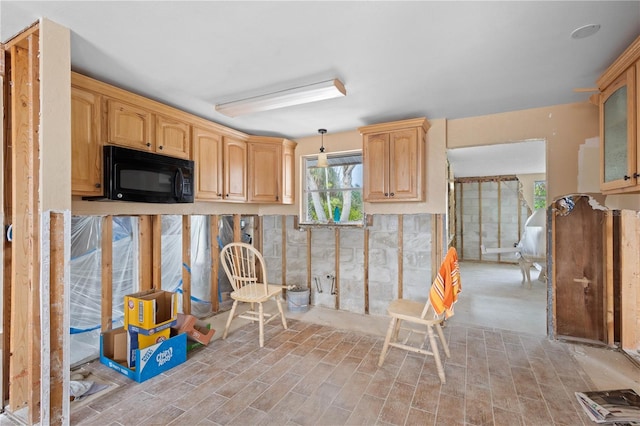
[634,173,640,179]
[146,142,151,147]
[217,193,222,197]
[624,175,631,180]
[159,145,163,150]
[390,193,395,197]
[226,194,229,197]
[95,183,101,188]
[384,192,389,197]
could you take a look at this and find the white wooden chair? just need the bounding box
[220,242,287,347]
[378,248,460,383]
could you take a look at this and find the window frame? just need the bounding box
[300,150,364,227]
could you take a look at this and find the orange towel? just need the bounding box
[429,247,461,318]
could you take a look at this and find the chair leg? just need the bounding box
[275,296,287,330]
[427,325,446,383]
[258,302,265,348]
[378,317,397,367]
[435,323,450,358]
[223,300,238,340]
[392,317,402,341]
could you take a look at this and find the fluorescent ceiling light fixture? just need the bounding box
[215,79,346,117]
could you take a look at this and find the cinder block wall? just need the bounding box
[262,214,433,316]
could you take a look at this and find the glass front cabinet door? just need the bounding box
[600,66,637,192]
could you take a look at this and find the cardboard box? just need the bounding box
[127,328,172,368]
[174,313,216,346]
[124,289,178,333]
[100,327,187,383]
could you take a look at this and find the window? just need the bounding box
[302,152,363,225]
[533,180,546,210]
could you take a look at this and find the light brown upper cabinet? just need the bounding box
[598,35,640,194]
[71,86,103,196]
[223,137,248,202]
[155,115,191,159]
[247,136,297,204]
[106,99,191,159]
[193,125,248,202]
[193,125,224,200]
[359,117,430,202]
[106,99,154,152]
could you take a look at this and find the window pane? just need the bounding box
[307,164,363,190]
[305,190,363,223]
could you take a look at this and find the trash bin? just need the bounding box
[287,287,310,313]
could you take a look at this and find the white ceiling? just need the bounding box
[2,1,639,177]
[447,140,546,178]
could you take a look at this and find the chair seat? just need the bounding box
[231,284,283,303]
[387,299,443,325]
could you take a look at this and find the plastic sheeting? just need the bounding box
[69,214,239,366]
[517,209,547,260]
[161,215,213,317]
[70,216,138,366]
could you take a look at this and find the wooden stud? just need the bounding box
[458,183,464,260]
[254,215,263,253]
[9,34,41,421]
[620,210,640,351]
[182,215,191,315]
[101,216,113,332]
[364,226,369,314]
[152,215,162,289]
[48,213,65,425]
[138,215,152,291]
[398,215,403,299]
[281,216,287,291]
[605,212,614,346]
[478,182,483,261]
[233,214,241,242]
[335,227,340,310]
[550,207,557,338]
[497,181,502,262]
[1,43,11,405]
[306,228,311,291]
[210,215,219,313]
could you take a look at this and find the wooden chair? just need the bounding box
[220,242,287,347]
[378,247,460,383]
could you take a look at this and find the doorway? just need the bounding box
[447,139,547,335]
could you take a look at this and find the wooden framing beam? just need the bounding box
[605,212,614,346]
[48,212,66,425]
[364,225,369,314]
[152,215,162,289]
[210,215,219,313]
[101,216,113,332]
[138,215,152,291]
[397,215,404,299]
[334,228,340,310]
[281,216,287,290]
[182,215,191,315]
[254,215,263,253]
[233,214,241,242]
[620,210,640,351]
[306,228,311,291]
[550,208,557,338]
[1,42,11,407]
[8,31,41,423]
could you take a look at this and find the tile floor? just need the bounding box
[73,316,600,426]
[59,261,639,425]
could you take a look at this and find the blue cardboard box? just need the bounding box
[100,327,187,383]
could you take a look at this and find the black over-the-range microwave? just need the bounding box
[83,145,195,203]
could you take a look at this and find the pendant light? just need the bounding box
[317,128,328,168]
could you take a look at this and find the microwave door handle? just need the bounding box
[174,168,184,200]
